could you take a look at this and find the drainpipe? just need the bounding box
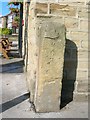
[18,3,23,58]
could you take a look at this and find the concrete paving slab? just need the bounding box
[0,58,23,66]
[0,58,24,73]
[2,101,88,118]
[0,73,88,118]
[1,74,28,103]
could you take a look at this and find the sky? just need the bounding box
[0,0,19,17]
[0,1,10,16]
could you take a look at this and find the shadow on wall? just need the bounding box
[60,39,77,109]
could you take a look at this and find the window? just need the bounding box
[8,15,13,23]
[8,23,12,29]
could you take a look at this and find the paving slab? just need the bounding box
[0,58,23,66]
[0,73,88,118]
[0,58,24,73]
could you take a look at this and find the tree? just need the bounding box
[0,28,12,36]
[8,1,20,25]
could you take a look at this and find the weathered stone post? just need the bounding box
[26,0,66,113]
[34,21,66,112]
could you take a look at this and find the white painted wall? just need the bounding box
[0,18,2,28]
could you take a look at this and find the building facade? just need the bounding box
[0,16,7,28]
[0,12,19,34]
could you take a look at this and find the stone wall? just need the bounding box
[33,0,89,101]
[22,1,30,71]
[23,0,89,112]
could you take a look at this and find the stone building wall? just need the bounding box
[23,0,89,106]
[33,0,89,101]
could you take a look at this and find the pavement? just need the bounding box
[0,58,88,118]
[0,58,24,73]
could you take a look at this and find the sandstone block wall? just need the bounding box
[26,0,89,102]
[22,1,30,71]
[23,0,89,112]
[33,0,89,101]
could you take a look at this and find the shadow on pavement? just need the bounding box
[0,58,24,73]
[0,93,29,113]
